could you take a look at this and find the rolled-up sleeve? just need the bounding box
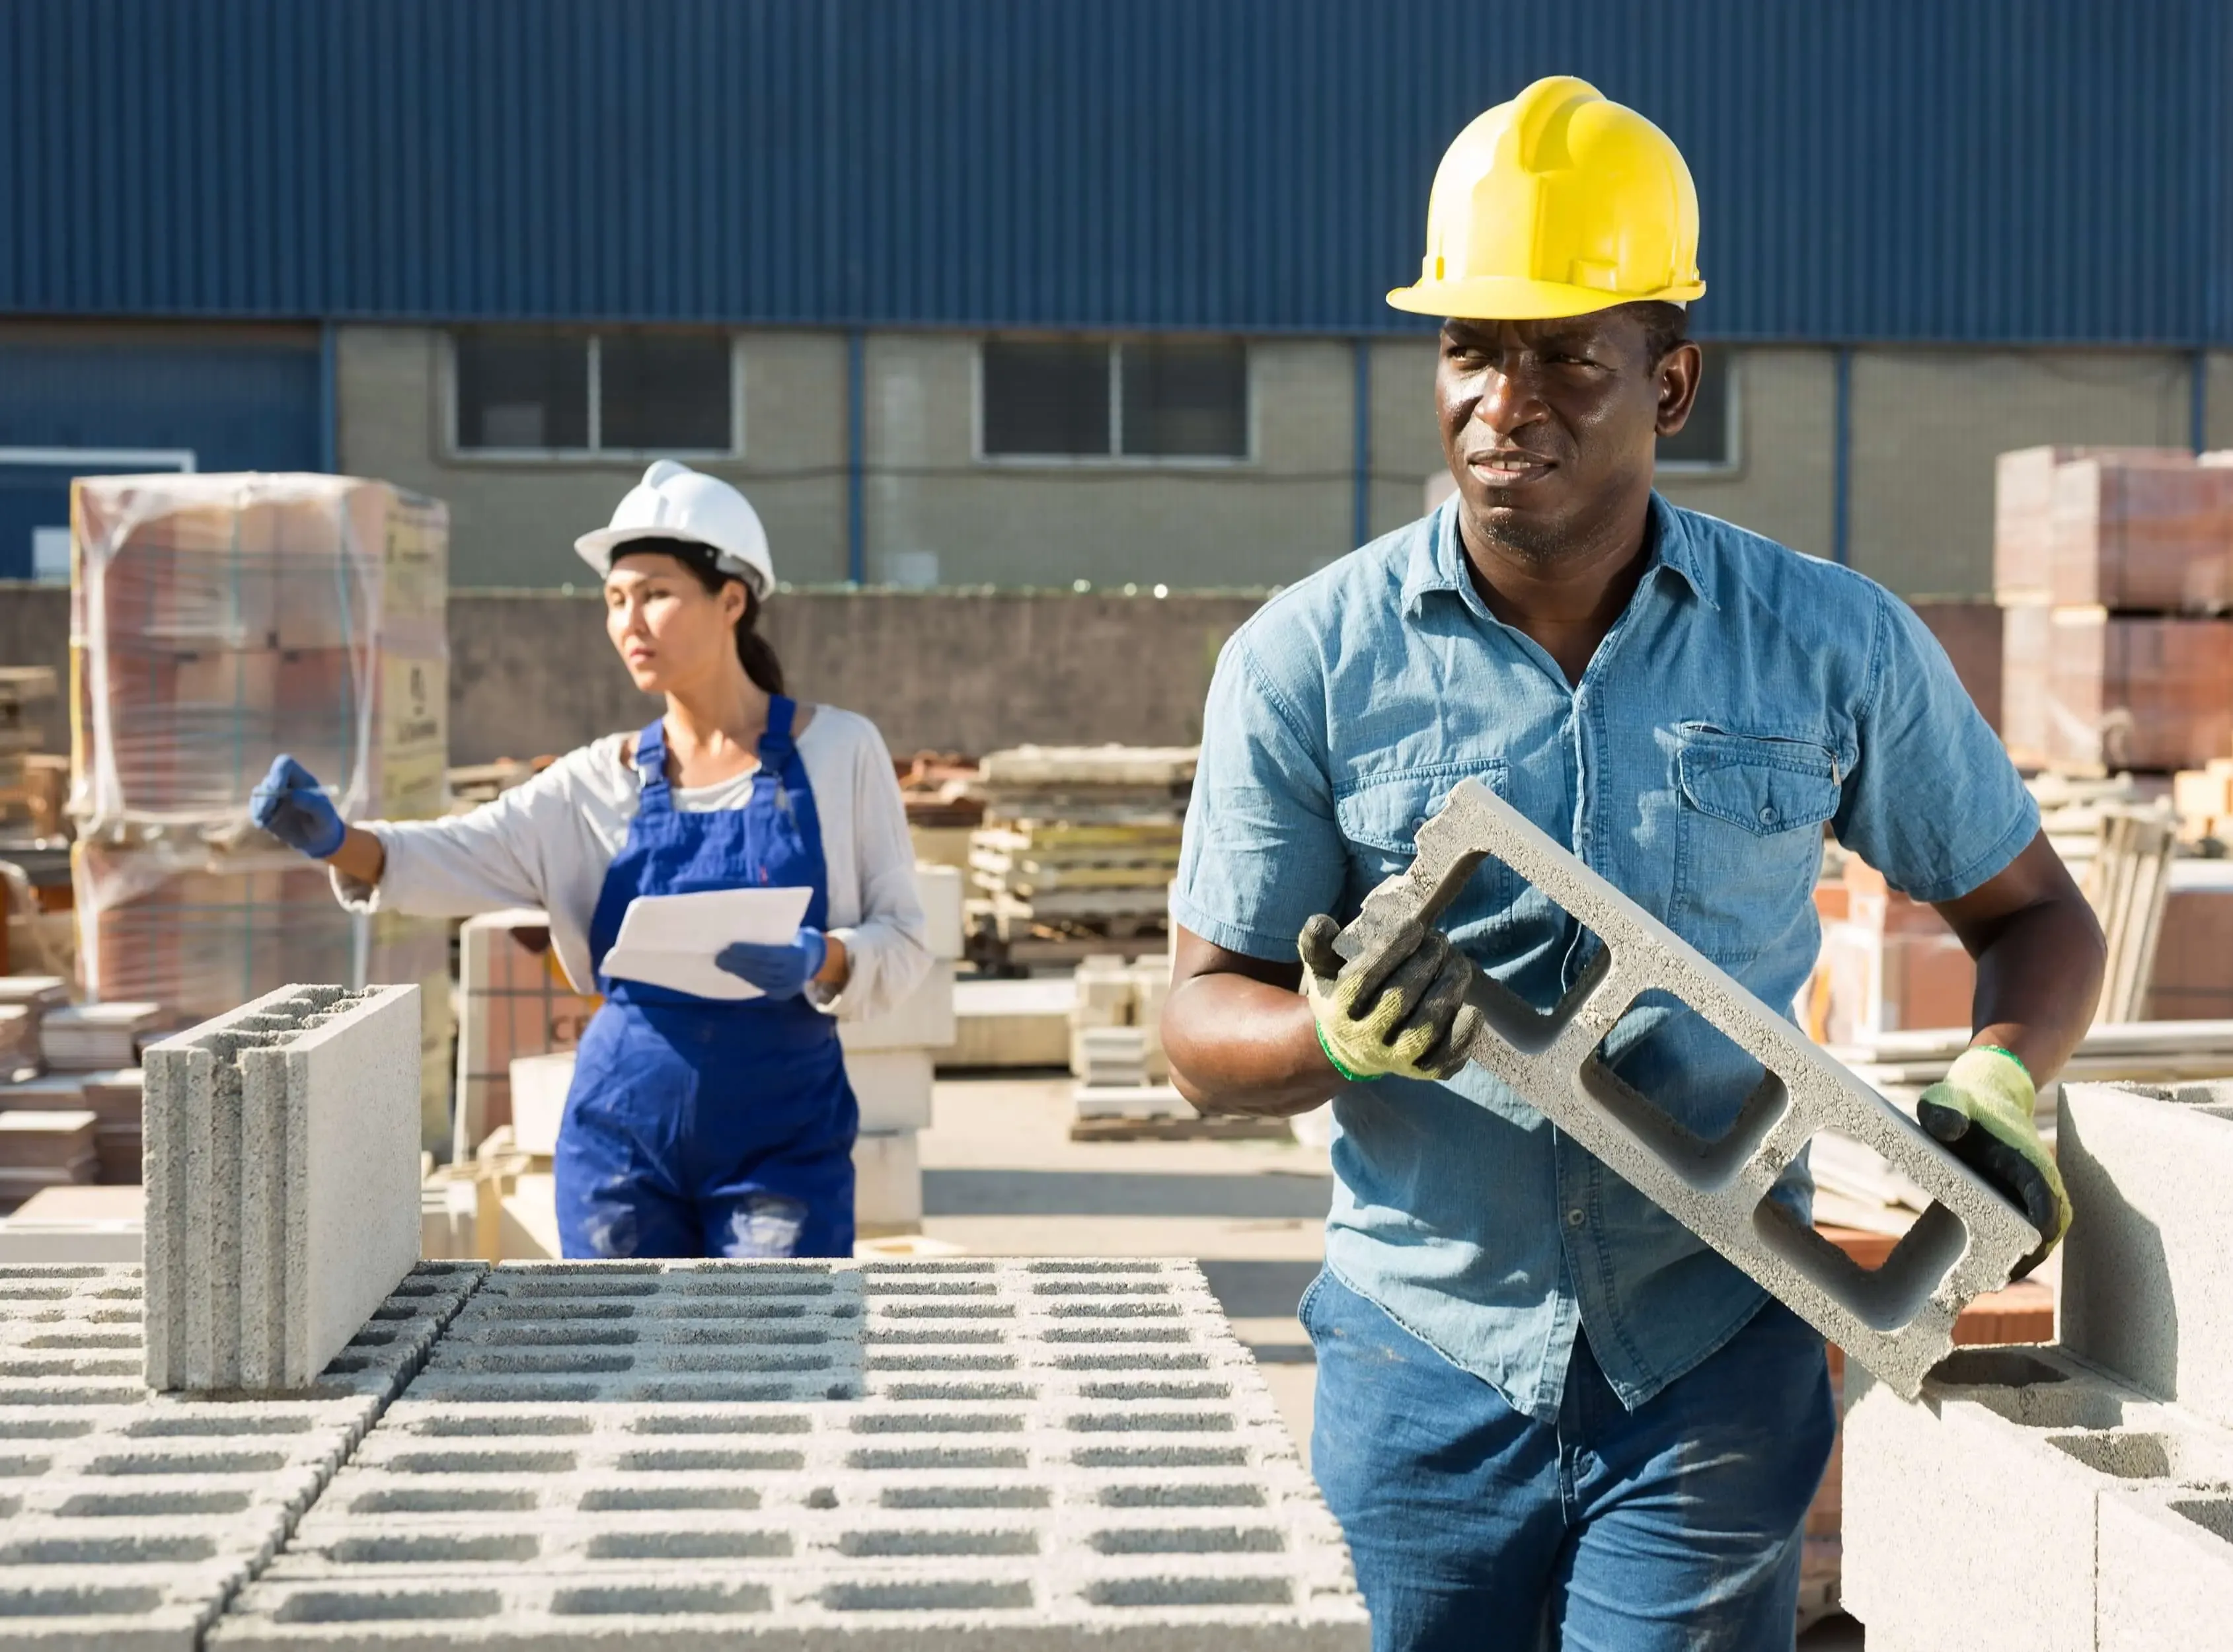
[814,726,931,1022]
[1835,588,2040,903]
[1172,630,1345,961]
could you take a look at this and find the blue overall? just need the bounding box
[554,700,857,1259]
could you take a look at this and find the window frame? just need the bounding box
[442,329,745,463]
[1652,345,1742,476]
[972,335,1255,468]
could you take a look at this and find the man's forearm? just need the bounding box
[1162,970,1338,1119]
[1967,895,2105,1082]
[1936,833,2106,1084]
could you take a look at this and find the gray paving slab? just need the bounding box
[1335,778,2039,1398]
[0,1261,486,1649]
[209,1258,1365,1649]
[2059,1080,2233,1429]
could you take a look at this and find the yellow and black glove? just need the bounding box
[1916,1045,2070,1279]
[1299,913,1483,1084]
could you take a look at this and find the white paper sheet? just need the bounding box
[599,886,815,1000]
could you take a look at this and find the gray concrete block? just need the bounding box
[143,986,423,1393]
[2059,1080,2233,1429]
[208,1258,1365,1648]
[1844,1341,2233,1651]
[845,1049,934,1134]
[2096,1482,2233,1651]
[1336,778,2040,1398]
[0,1261,489,1650]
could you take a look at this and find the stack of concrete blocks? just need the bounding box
[1071,954,1195,1127]
[0,1185,146,1262]
[208,1257,1367,1647]
[0,1003,34,1073]
[946,975,1076,1069]
[40,1002,167,1072]
[1844,1079,2233,1649]
[0,1259,484,1648]
[80,1068,145,1185]
[838,865,963,1239]
[142,984,424,1391]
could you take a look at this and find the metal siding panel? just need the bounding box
[0,0,2226,340]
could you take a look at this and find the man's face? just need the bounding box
[1435,305,1700,565]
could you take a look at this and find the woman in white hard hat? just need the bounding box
[249,461,930,1259]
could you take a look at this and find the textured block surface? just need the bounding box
[209,1258,1363,1649]
[0,1261,484,1649]
[2059,1080,2233,1428]
[1844,1341,2233,1651]
[1338,780,2039,1398]
[143,986,424,1392]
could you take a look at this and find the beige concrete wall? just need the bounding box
[336,326,849,589]
[1653,348,1837,560]
[860,332,1355,588]
[1366,336,1445,539]
[2207,350,2233,452]
[1847,348,2193,598]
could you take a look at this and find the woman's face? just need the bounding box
[603,552,746,695]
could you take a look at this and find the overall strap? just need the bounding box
[632,718,673,814]
[755,696,798,770]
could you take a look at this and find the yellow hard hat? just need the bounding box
[1387,75,1704,321]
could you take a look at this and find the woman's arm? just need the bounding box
[324,826,387,889]
[810,722,931,1018]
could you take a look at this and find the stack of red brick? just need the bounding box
[1995,446,2233,775]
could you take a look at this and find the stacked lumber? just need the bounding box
[967,746,1194,945]
[0,666,59,834]
[1994,447,2233,774]
[897,752,984,872]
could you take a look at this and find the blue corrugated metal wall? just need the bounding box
[0,332,321,576]
[3,0,2229,342]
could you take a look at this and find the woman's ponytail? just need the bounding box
[735,588,785,696]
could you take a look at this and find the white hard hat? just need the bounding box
[574,461,775,599]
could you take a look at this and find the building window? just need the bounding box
[979,338,1248,461]
[1655,345,1736,470]
[451,328,738,457]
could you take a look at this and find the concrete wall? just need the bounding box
[1654,348,1839,561]
[862,332,1355,589]
[1847,348,2195,598]
[446,587,1269,761]
[336,326,851,589]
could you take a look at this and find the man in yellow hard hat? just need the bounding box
[1163,77,2103,1648]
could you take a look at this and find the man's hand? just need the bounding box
[249,755,346,859]
[1300,913,1482,1083]
[1916,1045,2070,1279]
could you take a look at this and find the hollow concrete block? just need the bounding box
[845,1049,934,1134]
[208,1258,1366,1649]
[840,962,958,1055]
[2059,1080,2233,1428]
[1338,779,2040,1397]
[2096,1482,2233,1651]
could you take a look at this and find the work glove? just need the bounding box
[714,927,828,1000]
[1299,913,1484,1083]
[1916,1045,2070,1279]
[248,755,346,859]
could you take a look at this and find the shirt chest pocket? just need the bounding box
[1671,726,1841,960]
[1334,760,1515,927]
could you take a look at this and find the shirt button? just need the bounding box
[1759,804,1778,825]
[1566,1209,1585,1227]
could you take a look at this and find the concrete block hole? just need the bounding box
[1074,1444,1248,1469]
[0,1533,216,1565]
[837,1528,1040,1557]
[2172,1497,2233,1542]
[615,1447,804,1472]
[551,1583,772,1616]
[629,1411,812,1435]
[0,1417,90,1439]
[126,1413,313,1437]
[407,1413,593,1438]
[1088,1576,1293,1608]
[1091,1524,1287,1555]
[329,1533,539,1565]
[880,1484,1051,1509]
[849,1445,1030,1471]
[88,1449,284,1475]
[584,1529,792,1560]
[1100,1482,1266,1508]
[577,1485,761,1512]
[0,1584,165,1617]
[274,1589,501,1624]
[59,1488,251,1517]
[350,1487,539,1515]
[823,1580,1034,1612]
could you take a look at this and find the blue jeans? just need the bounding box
[1303,1269,1835,1652]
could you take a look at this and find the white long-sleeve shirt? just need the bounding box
[334,707,930,1022]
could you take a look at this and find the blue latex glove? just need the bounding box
[248,755,346,858]
[714,928,828,1000]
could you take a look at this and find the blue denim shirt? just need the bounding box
[1174,496,2037,1420]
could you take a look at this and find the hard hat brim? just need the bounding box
[1386,274,1705,322]
[575,525,773,598]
